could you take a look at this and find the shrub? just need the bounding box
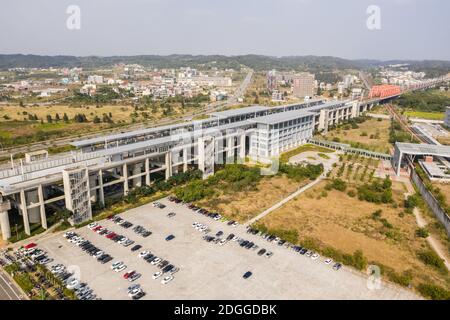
[417,250,447,274]
[417,283,450,300]
[326,178,347,192]
[371,209,382,220]
[347,190,356,197]
[415,227,429,238]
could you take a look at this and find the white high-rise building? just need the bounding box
[445,106,450,128]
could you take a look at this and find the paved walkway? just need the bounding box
[245,177,324,226]
[245,151,340,226]
[403,180,450,272]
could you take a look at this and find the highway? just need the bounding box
[0,268,25,300]
[0,69,254,158]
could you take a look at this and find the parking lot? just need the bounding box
[34,197,419,300]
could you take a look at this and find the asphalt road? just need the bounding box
[0,268,25,300]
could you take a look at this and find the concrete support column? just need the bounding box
[145,158,151,186]
[38,185,47,230]
[133,163,143,188]
[238,134,246,163]
[0,200,11,240]
[20,190,30,236]
[27,189,41,224]
[182,148,188,173]
[123,163,129,195]
[98,170,105,208]
[165,152,172,180]
[226,136,234,163]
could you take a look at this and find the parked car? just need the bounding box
[131,245,142,252]
[243,271,252,279]
[165,235,175,241]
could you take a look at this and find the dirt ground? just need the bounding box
[259,179,450,289]
[432,182,450,208]
[323,118,392,153]
[197,175,303,223]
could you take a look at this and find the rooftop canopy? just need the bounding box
[395,142,450,157]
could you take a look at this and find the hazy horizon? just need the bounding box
[1,0,449,60]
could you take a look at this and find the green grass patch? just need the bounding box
[404,111,445,120]
[280,144,333,163]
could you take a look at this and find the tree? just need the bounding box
[46,114,53,123]
[63,113,69,122]
[93,116,101,123]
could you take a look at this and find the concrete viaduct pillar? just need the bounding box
[145,158,151,186]
[0,199,11,241]
[38,185,47,230]
[123,163,129,195]
[20,190,30,236]
[165,152,172,180]
[98,170,105,208]
[183,148,188,173]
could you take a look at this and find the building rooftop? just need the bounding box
[395,142,450,157]
[249,109,314,125]
[210,105,269,118]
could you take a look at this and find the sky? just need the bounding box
[0,0,449,60]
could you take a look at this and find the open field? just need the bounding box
[258,179,450,292]
[196,175,303,223]
[322,118,392,153]
[404,110,445,121]
[31,197,419,300]
[0,103,197,147]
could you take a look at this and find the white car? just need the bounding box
[324,258,333,265]
[232,236,239,242]
[161,276,174,284]
[118,238,128,245]
[200,226,207,232]
[213,215,221,221]
[151,258,162,265]
[232,222,239,227]
[51,265,65,274]
[94,251,104,259]
[111,261,124,270]
[114,264,127,272]
[152,271,163,279]
[128,287,142,298]
[138,251,149,259]
[87,222,98,229]
[192,222,199,228]
[66,278,80,290]
[311,253,320,260]
[219,239,227,246]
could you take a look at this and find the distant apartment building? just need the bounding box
[87,75,104,84]
[267,70,277,92]
[292,73,315,98]
[271,90,283,102]
[445,106,450,128]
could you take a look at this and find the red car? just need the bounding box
[123,270,135,279]
[106,232,117,239]
[93,226,102,232]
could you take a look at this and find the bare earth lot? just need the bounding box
[259,180,450,290]
[323,118,392,153]
[32,198,418,300]
[197,175,302,223]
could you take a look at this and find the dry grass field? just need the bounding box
[323,118,393,153]
[196,175,303,223]
[259,179,450,290]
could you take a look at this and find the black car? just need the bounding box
[240,240,249,247]
[142,231,152,238]
[144,254,154,261]
[257,249,266,256]
[158,260,169,269]
[165,234,175,241]
[162,264,174,273]
[216,231,223,237]
[227,220,235,226]
[226,234,235,241]
[245,242,254,249]
[132,291,146,300]
[243,271,252,279]
[131,245,142,252]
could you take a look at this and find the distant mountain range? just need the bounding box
[0,54,449,76]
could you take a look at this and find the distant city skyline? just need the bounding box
[0,0,449,61]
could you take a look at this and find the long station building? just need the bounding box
[0,98,378,240]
